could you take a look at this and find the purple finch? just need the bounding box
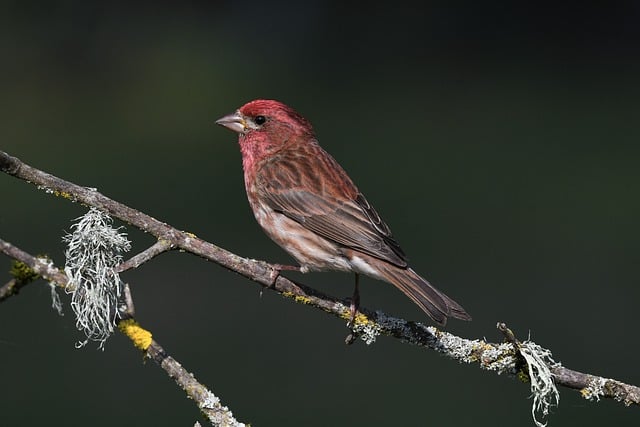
[216,100,470,325]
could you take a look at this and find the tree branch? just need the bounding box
[2,149,639,424]
[0,237,245,427]
[0,239,67,287]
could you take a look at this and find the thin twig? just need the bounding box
[497,322,519,346]
[0,278,19,301]
[117,239,173,272]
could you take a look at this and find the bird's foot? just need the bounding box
[347,298,359,328]
[345,277,361,345]
[346,274,360,327]
[345,308,361,345]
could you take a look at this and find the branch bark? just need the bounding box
[1,149,638,424]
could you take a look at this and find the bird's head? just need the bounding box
[216,99,316,168]
[217,99,314,141]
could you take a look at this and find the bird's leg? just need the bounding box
[272,264,302,272]
[344,273,361,345]
[348,273,360,327]
[267,263,302,286]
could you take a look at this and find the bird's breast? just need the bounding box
[248,196,354,273]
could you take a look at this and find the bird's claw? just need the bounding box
[344,299,361,345]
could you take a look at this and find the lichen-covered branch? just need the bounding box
[0,238,245,427]
[0,239,67,287]
[2,149,639,423]
[1,256,44,301]
[146,340,244,426]
[552,366,640,406]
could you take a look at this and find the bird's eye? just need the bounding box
[254,115,266,125]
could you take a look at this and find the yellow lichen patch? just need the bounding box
[282,291,312,305]
[10,260,40,283]
[185,232,198,238]
[580,386,599,400]
[351,312,369,325]
[118,319,152,351]
[338,308,369,324]
[472,342,494,353]
[53,190,74,200]
[469,342,494,364]
[517,370,530,383]
[293,295,313,305]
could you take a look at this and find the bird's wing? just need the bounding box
[256,147,408,267]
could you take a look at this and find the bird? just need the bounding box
[216,99,471,326]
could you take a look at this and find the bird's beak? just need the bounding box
[215,111,246,134]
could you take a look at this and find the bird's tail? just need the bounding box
[375,264,471,326]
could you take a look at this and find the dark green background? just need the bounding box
[1,2,638,426]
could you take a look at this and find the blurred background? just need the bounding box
[1,1,639,426]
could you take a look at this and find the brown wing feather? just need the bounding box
[255,142,408,267]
